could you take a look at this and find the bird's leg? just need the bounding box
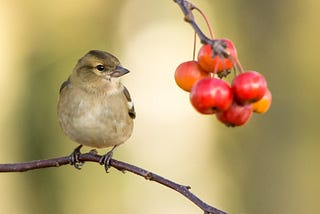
[69,145,84,170]
[99,145,118,173]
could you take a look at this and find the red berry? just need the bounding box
[216,102,253,127]
[174,61,211,92]
[190,77,233,114]
[198,38,237,73]
[232,71,267,104]
[252,88,272,114]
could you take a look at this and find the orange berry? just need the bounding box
[198,38,237,73]
[174,61,211,92]
[252,89,272,114]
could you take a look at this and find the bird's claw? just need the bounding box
[69,145,84,170]
[99,150,114,173]
[99,145,118,173]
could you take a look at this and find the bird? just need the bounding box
[57,50,135,171]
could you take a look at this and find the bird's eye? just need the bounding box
[96,64,105,71]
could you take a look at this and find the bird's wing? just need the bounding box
[123,86,136,119]
[59,77,70,94]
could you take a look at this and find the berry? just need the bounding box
[216,102,253,127]
[252,89,272,114]
[232,71,267,104]
[190,77,233,114]
[174,61,211,92]
[197,38,237,73]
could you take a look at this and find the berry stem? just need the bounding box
[193,6,215,39]
[193,31,197,60]
[234,57,245,73]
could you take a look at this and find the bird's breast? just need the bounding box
[58,88,133,148]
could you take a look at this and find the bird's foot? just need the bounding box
[99,145,118,173]
[69,145,84,170]
[89,149,98,155]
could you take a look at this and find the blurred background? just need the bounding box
[0,0,319,213]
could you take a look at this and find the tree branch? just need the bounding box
[173,0,211,44]
[0,153,227,214]
[173,0,229,57]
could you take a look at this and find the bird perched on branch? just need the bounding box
[58,50,135,171]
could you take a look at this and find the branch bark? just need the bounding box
[173,0,229,57]
[0,153,226,214]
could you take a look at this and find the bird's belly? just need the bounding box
[60,100,133,148]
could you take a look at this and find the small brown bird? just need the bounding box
[58,50,135,171]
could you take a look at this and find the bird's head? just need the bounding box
[71,50,129,86]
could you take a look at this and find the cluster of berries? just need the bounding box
[174,38,272,127]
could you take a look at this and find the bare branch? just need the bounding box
[173,0,229,57]
[173,0,211,44]
[0,152,226,214]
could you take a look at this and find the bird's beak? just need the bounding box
[110,65,130,77]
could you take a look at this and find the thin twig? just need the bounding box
[173,0,229,58]
[0,153,227,214]
[173,0,211,44]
